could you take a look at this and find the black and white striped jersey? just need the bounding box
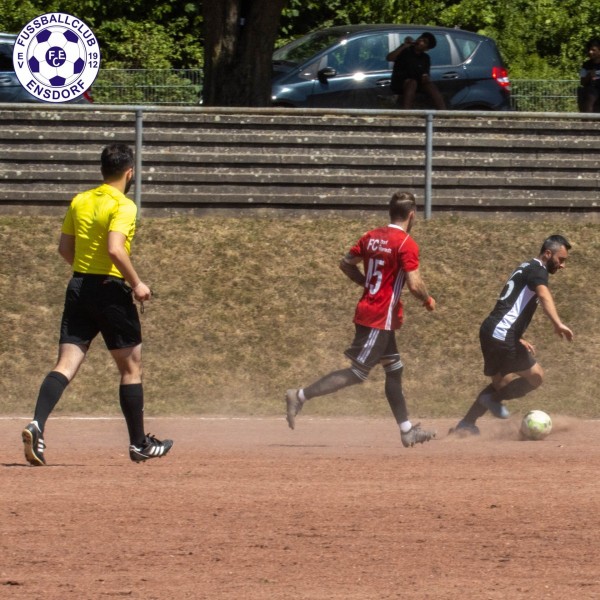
[482,258,549,343]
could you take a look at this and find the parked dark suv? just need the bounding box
[0,32,92,103]
[272,24,511,110]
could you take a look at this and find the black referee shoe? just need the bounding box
[129,434,173,463]
[22,421,46,466]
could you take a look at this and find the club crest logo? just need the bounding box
[13,13,100,103]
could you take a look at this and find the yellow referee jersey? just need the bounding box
[61,183,137,277]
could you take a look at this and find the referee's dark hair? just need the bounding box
[541,234,571,254]
[101,143,134,179]
[389,191,417,221]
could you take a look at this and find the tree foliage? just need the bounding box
[436,0,600,78]
[1,0,600,100]
[0,0,203,69]
[279,0,447,45]
[279,0,600,79]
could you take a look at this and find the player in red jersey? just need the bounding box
[285,191,437,447]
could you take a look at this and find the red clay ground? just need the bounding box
[1,415,599,600]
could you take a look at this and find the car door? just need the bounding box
[305,32,394,109]
[386,30,471,109]
[428,33,471,108]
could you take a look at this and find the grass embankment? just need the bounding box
[1,214,597,419]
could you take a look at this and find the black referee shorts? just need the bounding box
[59,273,142,350]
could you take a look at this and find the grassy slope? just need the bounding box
[1,213,597,419]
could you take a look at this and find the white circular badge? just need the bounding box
[12,13,100,103]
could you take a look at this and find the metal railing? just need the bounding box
[3,103,600,217]
[90,70,585,113]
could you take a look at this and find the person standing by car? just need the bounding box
[386,32,446,110]
[285,191,437,448]
[449,235,573,436]
[579,38,600,113]
[21,143,173,466]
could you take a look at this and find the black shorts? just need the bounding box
[344,324,401,373]
[582,84,600,99]
[59,273,142,350]
[479,328,535,377]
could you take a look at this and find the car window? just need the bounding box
[323,33,391,75]
[452,35,480,62]
[427,35,452,66]
[274,30,345,65]
[0,43,14,72]
[390,32,452,67]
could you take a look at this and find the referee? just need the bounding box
[22,143,173,465]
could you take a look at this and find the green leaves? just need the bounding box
[0,0,203,69]
[2,0,598,77]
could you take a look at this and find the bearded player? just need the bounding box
[285,191,437,448]
[449,234,574,436]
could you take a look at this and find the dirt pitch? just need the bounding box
[2,415,600,600]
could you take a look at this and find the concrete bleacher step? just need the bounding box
[1,106,599,213]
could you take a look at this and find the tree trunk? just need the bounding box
[202,0,287,106]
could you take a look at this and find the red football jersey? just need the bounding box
[348,224,419,330]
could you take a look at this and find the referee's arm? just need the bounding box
[107,231,151,302]
[58,233,75,265]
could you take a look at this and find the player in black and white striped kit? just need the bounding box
[450,235,574,436]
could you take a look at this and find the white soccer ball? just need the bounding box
[27,26,86,87]
[520,410,552,440]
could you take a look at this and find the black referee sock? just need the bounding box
[33,371,69,433]
[119,383,146,447]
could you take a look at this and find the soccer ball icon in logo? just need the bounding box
[27,26,86,87]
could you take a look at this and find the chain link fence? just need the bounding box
[90,70,585,112]
[92,69,202,105]
[510,79,580,112]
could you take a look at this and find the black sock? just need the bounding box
[303,368,363,400]
[119,383,145,446]
[385,367,408,424]
[497,378,536,401]
[462,384,494,424]
[33,371,69,432]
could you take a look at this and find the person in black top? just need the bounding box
[386,32,446,110]
[450,235,574,436]
[579,38,600,113]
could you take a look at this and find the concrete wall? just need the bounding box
[1,104,599,214]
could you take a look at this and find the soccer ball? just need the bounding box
[520,410,552,440]
[27,26,86,87]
